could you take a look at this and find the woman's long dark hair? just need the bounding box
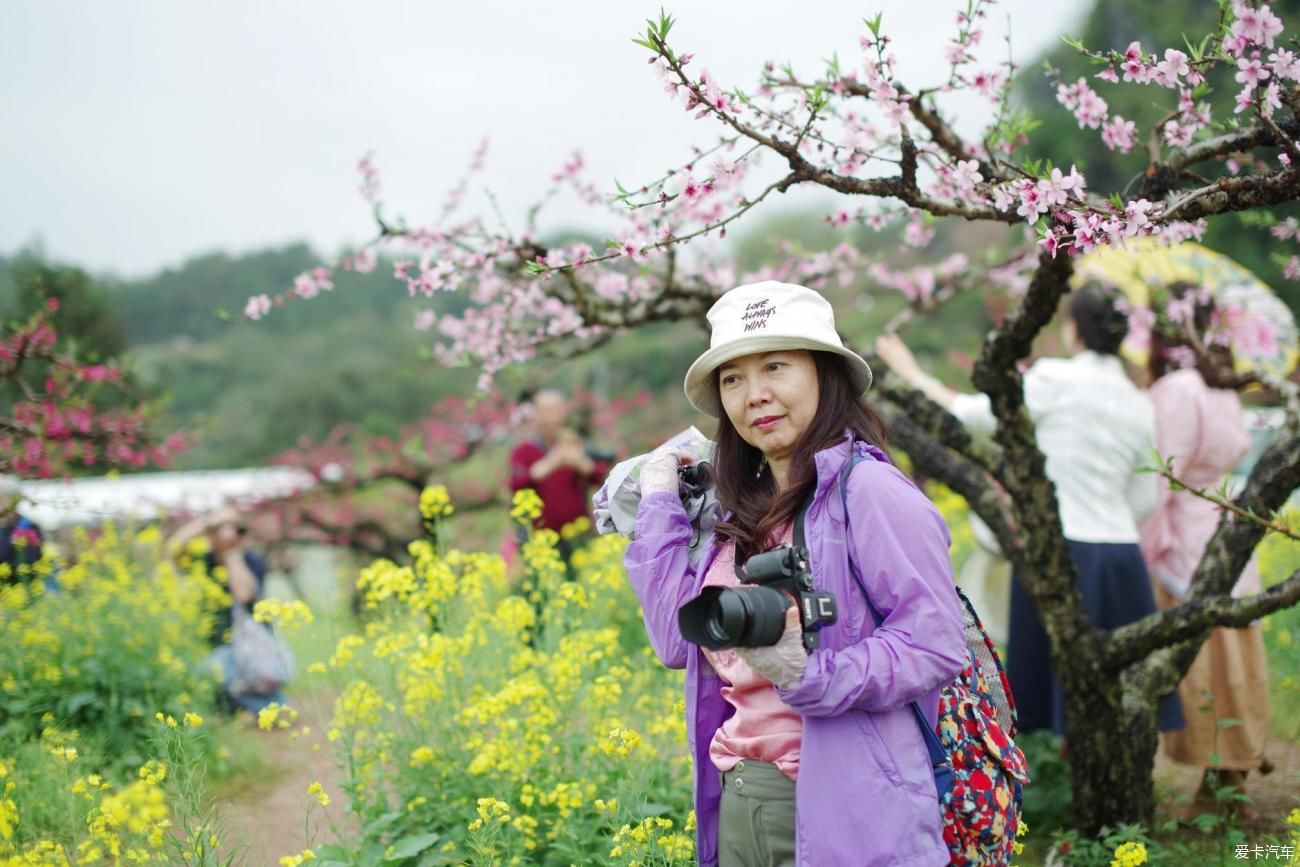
[1147,281,1241,389]
[712,351,888,563]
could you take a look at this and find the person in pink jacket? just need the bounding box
[1138,282,1271,812]
[625,281,967,867]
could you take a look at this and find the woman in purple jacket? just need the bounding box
[626,281,967,867]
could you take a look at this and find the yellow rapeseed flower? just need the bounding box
[307,781,330,808]
[510,489,544,523]
[419,485,454,520]
[1110,840,1148,867]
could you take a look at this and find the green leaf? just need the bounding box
[364,811,403,837]
[383,832,441,861]
[63,692,98,715]
[864,13,883,37]
[311,844,353,866]
[656,8,675,39]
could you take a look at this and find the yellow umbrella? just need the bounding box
[1073,239,1298,379]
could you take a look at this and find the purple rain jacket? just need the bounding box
[625,435,967,866]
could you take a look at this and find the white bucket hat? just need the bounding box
[683,280,873,417]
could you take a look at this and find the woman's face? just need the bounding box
[718,350,820,463]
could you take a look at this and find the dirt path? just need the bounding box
[217,697,353,866]
[1154,732,1300,832]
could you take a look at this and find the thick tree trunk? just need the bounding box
[1063,675,1161,831]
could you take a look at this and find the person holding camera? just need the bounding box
[625,282,967,867]
[168,507,283,715]
[508,389,611,560]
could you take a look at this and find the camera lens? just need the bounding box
[705,591,750,646]
[678,585,792,650]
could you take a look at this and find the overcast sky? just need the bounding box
[2,1,1087,278]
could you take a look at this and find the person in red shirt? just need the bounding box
[507,390,610,561]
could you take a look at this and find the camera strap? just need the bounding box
[794,450,954,803]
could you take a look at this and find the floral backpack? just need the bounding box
[832,449,1030,866]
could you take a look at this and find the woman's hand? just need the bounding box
[639,445,686,496]
[735,607,808,690]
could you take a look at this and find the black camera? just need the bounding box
[677,460,712,494]
[677,544,837,652]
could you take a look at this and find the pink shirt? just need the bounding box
[701,527,803,781]
[1139,369,1261,598]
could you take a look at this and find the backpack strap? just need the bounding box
[795,449,953,802]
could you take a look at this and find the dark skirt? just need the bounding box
[1008,539,1184,735]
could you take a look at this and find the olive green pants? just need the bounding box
[717,760,796,867]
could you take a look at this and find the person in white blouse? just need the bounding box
[875,284,1184,734]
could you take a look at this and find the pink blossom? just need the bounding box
[679,174,709,203]
[1286,256,1300,280]
[617,237,649,263]
[1096,67,1120,83]
[357,156,382,202]
[351,248,377,273]
[1125,199,1156,236]
[1056,77,1088,109]
[1166,293,1197,325]
[829,210,853,227]
[1262,82,1283,117]
[1236,315,1280,356]
[709,156,738,177]
[1016,182,1047,221]
[1037,166,1085,207]
[952,159,983,192]
[568,243,593,267]
[1234,87,1255,113]
[244,294,272,320]
[903,213,935,247]
[1154,49,1190,87]
[1123,304,1156,353]
[1269,48,1300,81]
[1232,0,1284,48]
[1101,115,1137,152]
[414,310,437,331]
[1158,220,1208,244]
[1038,229,1062,258]
[970,70,1003,99]
[1272,217,1299,240]
[1165,346,1198,369]
[991,185,1016,212]
[79,365,112,383]
[1281,153,1292,166]
[1074,87,1109,128]
[1072,212,1102,252]
[1163,121,1196,148]
[294,272,322,299]
[1225,33,1250,59]
[1121,48,1151,83]
[1236,53,1271,88]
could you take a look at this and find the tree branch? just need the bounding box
[1124,426,1300,686]
[1107,568,1300,670]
